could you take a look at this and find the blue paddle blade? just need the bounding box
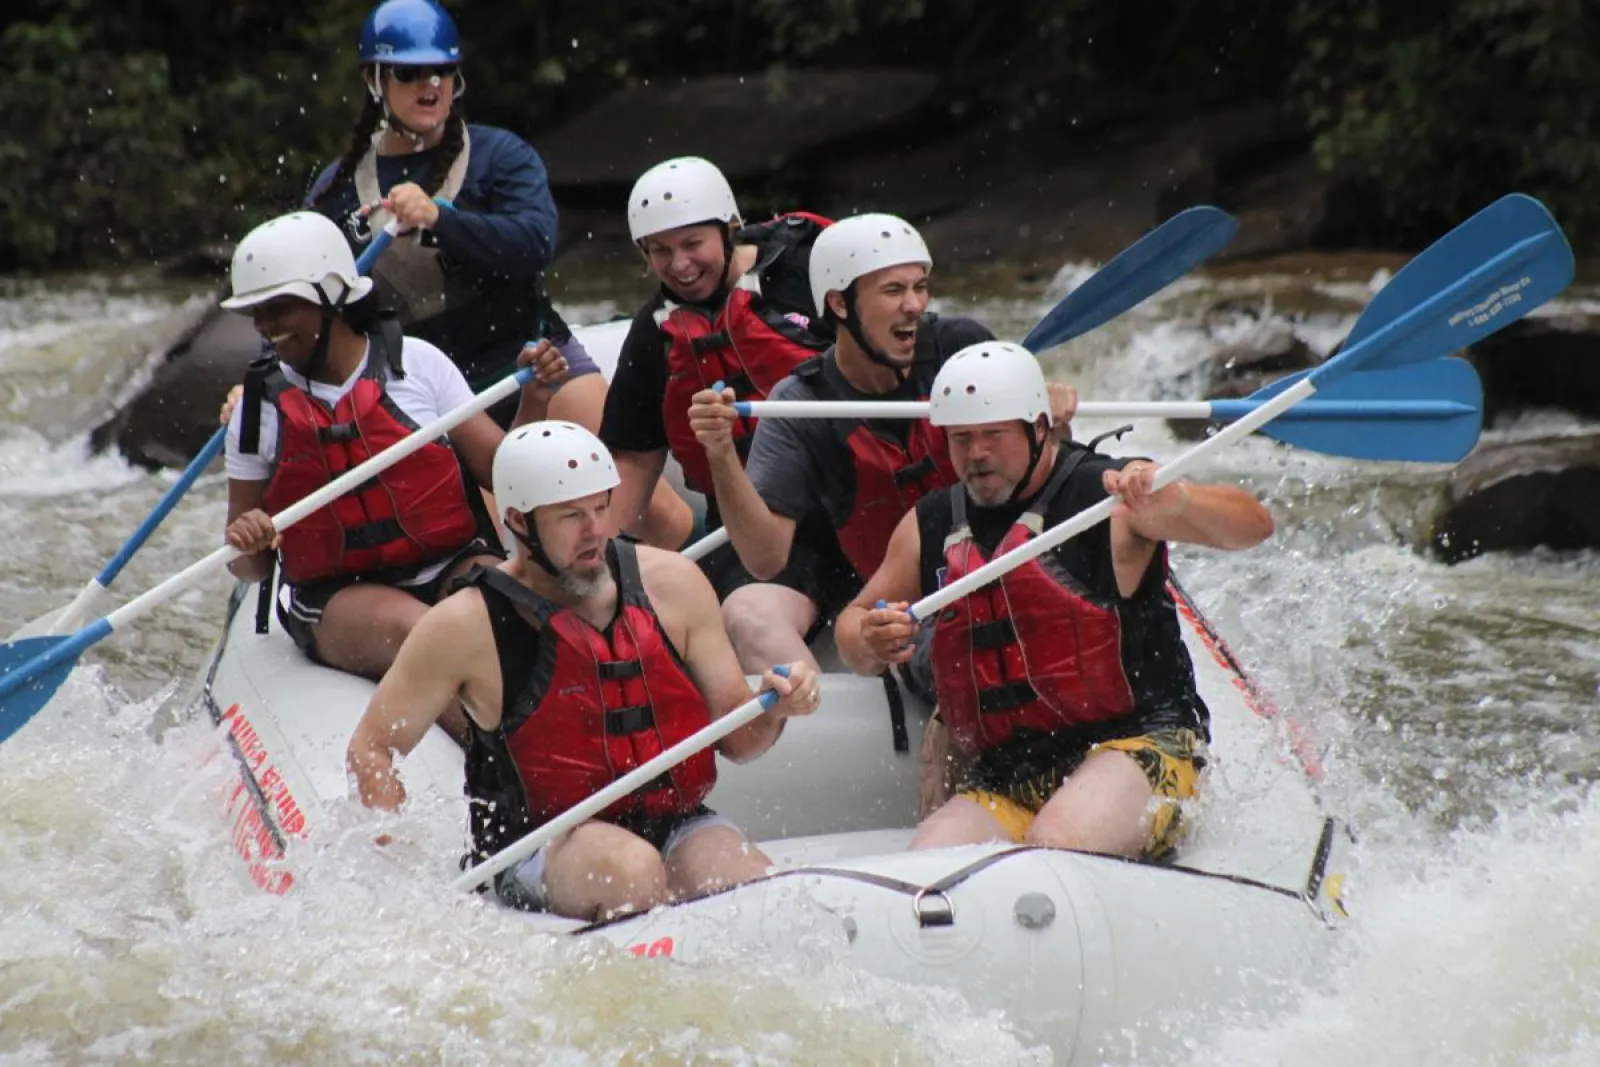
[1344,194,1560,354]
[1318,195,1574,382]
[0,619,111,740]
[1022,206,1239,354]
[1220,357,1484,462]
[0,636,77,743]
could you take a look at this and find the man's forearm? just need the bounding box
[706,448,792,579]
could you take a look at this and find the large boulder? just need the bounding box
[914,102,1313,272]
[90,299,257,469]
[1220,154,1332,261]
[1166,318,1319,440]
[1464,315,1600,423]
[1429,433,1600,563]
[537,69,938,190]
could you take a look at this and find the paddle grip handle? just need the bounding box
[681,527,730,562]
[737,400,931,419]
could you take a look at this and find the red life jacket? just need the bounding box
[469,541,716,832]
[931,456,1136,755]
[252,324,479,586]
[658,212,833,494]
[792,355,958,580]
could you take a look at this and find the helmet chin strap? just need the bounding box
[510,495,615,580]
[703,227,737,310]
[303,283,350,382]
[511,521,561,577]
[1008,418,1049,504]
[841,285,910,383]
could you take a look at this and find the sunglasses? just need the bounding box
[388,65,458,84]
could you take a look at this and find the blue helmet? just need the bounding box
[358,0,462,66]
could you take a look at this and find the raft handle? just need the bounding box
[911,887,955,928]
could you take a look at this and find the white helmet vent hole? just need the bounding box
[567,459,578,470]
[965,385,977,395]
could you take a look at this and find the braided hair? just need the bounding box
[427,102,467,198]
[311,88,467,208]
[311,93,384,208]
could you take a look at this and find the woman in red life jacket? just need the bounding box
[220,211,504,697]
[835,342,1275,861]
[598,155,859,674]
[346,421,820,919]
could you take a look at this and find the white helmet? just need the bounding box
[493,420,621,514]
[627,157,741,243]
[809,213,932,319]
[220,212,374,311]
[929,342,1051,427]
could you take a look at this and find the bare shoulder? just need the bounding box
[634,544,720,618]
[409,581,495,657]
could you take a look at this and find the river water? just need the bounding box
[1,259,1598,1065]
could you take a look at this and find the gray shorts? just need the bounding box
[498,809,740,913]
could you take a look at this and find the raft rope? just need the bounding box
[575,842,1333,935]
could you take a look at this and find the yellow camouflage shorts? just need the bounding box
[958,727,1205,861]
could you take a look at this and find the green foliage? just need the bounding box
[1,0,1596,271]
[1290,0,1600,248]
[1,16,194,265]
[0,0,366,269]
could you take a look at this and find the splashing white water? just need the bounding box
[3,270,1600,1066]
[1183,785,1600,1067]
[0,685,1051,1066]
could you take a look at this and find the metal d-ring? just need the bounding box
[911,887,955,928]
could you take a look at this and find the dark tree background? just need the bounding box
[3,0,1596,271]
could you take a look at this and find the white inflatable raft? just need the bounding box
[192,318,1353,1064]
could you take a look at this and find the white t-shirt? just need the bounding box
[225,336,475,480]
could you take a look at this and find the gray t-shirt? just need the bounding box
[744,312,994,527]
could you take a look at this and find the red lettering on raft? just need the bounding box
[219,703,309,895]
[627,936,676,958]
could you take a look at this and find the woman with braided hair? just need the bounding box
[298,0,692,545]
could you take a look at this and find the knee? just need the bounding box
[584,830,670,906]
[371,609,418,657]
[1020,821,1071,849]
[719,592,771,647]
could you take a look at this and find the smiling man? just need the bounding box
[687,214,1003,590]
